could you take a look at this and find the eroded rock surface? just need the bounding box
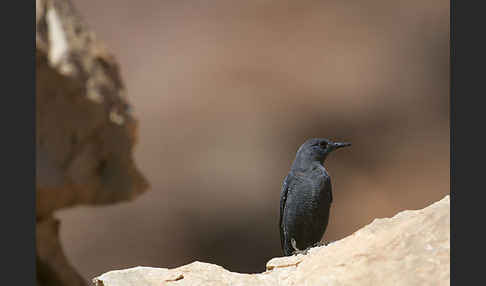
[36,0,148,285]
[36,0,148,220]
[93,196,450,286]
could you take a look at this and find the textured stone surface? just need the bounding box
[36,0,148,285]
[93,196,450,286]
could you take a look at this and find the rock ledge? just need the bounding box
[93,195,450,286]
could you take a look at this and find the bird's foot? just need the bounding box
[290,239,332,256]
[291,249,309,256]
[290,238,308,255]
[312,240,330,247]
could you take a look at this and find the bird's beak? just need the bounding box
[332,142,351,150]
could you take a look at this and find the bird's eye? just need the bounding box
[320,142,328,148]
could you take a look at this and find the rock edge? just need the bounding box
[93,195,450,286]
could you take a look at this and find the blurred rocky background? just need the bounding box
[45,0,449,282]
[36,0,148,285]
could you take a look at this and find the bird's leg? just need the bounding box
[293,240,331,256]
[291,238,309,255]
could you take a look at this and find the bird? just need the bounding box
[279,138,351,256]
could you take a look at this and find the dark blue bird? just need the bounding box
[279,138,351,256]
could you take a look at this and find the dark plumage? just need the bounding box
[279,138,351,256]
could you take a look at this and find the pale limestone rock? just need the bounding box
[93,196,450,286]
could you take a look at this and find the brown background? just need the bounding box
[57,0,449,281]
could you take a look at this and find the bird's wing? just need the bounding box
[279,174,290,251]
[325,176,333,203]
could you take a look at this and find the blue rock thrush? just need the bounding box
[279,138,351,256]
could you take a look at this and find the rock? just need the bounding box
[93,196,450,286]
[36,0,148,285]
[37,217,86,286]
[36,0,148,219]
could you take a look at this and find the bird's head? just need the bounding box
[295,138,351,164]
